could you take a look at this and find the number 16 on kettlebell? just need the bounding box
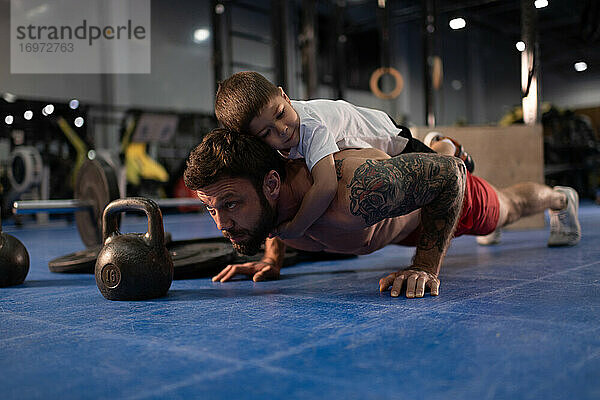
[95,197,173,301]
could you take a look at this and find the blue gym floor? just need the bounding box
[1,203,599,400]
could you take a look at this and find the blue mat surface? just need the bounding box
[1,204,599,400]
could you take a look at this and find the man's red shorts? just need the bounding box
[454,172,500,237]
[397,172,500,245]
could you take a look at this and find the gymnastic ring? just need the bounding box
[369,67,404,100]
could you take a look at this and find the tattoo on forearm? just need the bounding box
[347,154,466,252]
[335,159,344,181]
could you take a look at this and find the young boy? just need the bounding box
[214,71,473,239]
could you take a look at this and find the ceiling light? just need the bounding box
[5,115,14,124]
[69,99,79,109]
[516,41,526,52]
[74,117,84,127]
[24,110,33,120]
[534,0,548,9]
[449,18,466,30]
[44,104,54,115]
[193,28,210,43]
[574,61,587,72]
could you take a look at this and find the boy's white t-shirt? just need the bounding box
[287,99,409,171]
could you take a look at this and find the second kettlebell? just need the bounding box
[0,213,30,288]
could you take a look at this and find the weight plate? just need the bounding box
[74,158,121,247]
[170,238,236,280]
[48,245,101,273]
[8,146,43,192]
[47,236,355,278]
[170,239,356,279]
[48,232,171,274]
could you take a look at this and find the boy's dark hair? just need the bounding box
[184,128,287,193]
[215,71,280,133]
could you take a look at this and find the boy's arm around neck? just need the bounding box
[274,154,337,239]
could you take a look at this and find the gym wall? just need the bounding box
[412,124,545,230]
[1,0,599,125]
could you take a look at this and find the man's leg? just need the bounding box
[495,182,581,246]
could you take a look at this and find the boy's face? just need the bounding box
[248,87,300,151]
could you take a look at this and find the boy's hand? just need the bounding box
[271,221,305,240]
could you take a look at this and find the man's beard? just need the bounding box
[222,192,277,256]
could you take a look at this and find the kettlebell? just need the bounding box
[95,197,173,301]
[0,213,30,287]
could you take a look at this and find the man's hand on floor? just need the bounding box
[379,268,440,298]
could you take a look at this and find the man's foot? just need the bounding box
[548,186,581,247]
[424,132,475,173]
[476,229,502,245]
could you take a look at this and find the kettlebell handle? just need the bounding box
[102,197,165,248]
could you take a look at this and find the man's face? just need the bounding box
[248,87,300,151]
[196,177,277,255]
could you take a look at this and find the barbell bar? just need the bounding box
[13,198,204,214]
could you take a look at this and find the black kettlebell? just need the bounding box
[95,197,173,301]
[0,213,30,287]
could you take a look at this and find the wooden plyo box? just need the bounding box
[411,125,545,230]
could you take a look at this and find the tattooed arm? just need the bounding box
[344,153,466,298]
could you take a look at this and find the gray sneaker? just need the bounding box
[476,229,502,246]
[548,186,581,247]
